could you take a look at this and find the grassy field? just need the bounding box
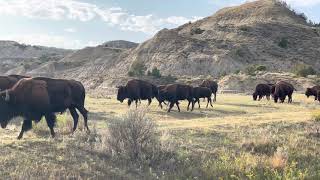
[0,94,320,179]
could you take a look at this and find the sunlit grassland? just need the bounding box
[0,93,319,179]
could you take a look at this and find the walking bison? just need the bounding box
[117,79,158,107]
[193,87,213,108]
[157,84,194,112]
[200,80,218,102]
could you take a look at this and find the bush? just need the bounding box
[278,38,288,48]
[107,109,160,163]
[129,61,147,77]
[151,67,161,78]
[256,65,267,71]
[190,28,205,35]
[293,64,316,77]
[245,66,257,76]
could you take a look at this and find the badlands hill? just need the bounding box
[0,0,319,94]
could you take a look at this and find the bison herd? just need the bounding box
[117,79,218,112]
[1,75,320,140]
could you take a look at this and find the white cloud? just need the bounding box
[0,0,202,34]
[0,34,100,49]
[283,0,320,7]
[64,28,77,33]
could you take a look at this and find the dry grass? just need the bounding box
[0,93,319,179]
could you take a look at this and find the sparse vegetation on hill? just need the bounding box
[293,64,317,77]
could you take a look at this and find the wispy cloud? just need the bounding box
[0,33,99,49]
[64,28,77,33]
[0,0,202,34]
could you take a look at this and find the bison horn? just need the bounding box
[5,90,10,102]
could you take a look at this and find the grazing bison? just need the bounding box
[33,77,89,132]
[273,81,295,103]
[200,80,218,102]
[158,84,194,112]
[305,86,320,100]
[117,79,158,107]
[253,84,273,101]
[193,87,213,108]
[0,78,58,139]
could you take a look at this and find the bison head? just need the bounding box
[305,88,312,98]
[0,90,14,128]
[252,92,258,101]
[116,86,127,103]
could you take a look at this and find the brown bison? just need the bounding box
[0,78,57,139]
[193,87,213,108]
[0,75,29,91]
[253,84,273,101]
[33,77,89,132]
[305,86,320,100]
[273,81,295,103]
[200,80,218,102]
[157,85,168,109]
[117,79,158,107]
[157,84,194,112]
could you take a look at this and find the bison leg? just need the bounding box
[148,98,152,106]
[45,113,56,138]
[168,102,175,112]
[17,119,32,140]
[288,94,293,103]
[197,98,201,108]
[266,95,270,101]
[159,101,163,109]
[206,97,211,108]
[209,97,213,107]
[69,107,79,132]
[77,106,90,133]
[176,101,181,112]
[135,100,139,108]
[258,95,262,101]
[214,93,217,102]
[128,99,132,107]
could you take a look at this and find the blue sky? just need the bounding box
[0,0,319,49]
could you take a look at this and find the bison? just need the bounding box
[305,86,320,100]
[200,80,218,102]
[0,78,58,139]
[273,81,295,103]
[0,75,28,91]
[157,84,194,112]
[117,79,158,107]
[193,87,213,108]
[33,77,89,132]
[253,84,273,101]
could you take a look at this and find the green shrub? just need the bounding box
[128,71,135,77]
[245,66,257,76]
[256,65,267,71]
[278,38,289,48]
[151,67,161,78]
[107,109,158,161]
[293,64,316,77]
[191,28,205,35]
[129,61,147,77]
